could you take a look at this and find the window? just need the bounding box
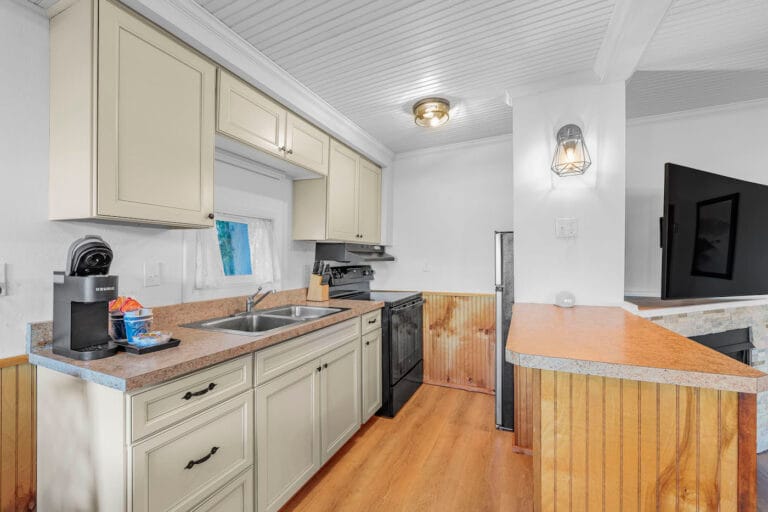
[195,214,280,290]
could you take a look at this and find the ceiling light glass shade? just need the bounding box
[413,98,450,127]
[551,124,591,177]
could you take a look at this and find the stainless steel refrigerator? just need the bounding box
[495,231,515,430]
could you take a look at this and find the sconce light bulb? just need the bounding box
[565,146,575,163]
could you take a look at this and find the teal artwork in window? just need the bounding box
[216,220,253,276]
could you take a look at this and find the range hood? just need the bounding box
[315,243,395,263]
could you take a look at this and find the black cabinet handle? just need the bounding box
[323,363,328,369]
[184,446,219,470]
[317,366,322,372]
[182,382,216,400]
[208,213,215,220]
[365,341,370,346]
[367,318,377,324]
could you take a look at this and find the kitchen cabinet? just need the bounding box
[49,0,216,227]
[254,348,361,512]
[255,360,321,512]
[361,329,383,423]
[217,70,329,176]
[320,341,361,461]
[192,470,254,512]
[293,140,382,243]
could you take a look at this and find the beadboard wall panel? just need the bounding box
[0,357,36,511]
[532,368,754,511]
[422,292,495,394]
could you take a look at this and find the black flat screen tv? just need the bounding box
[662,163,768,299]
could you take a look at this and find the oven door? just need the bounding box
[389,298,424,383]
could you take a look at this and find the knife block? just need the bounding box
[307,274,329,302]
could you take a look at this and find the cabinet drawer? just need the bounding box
[130,391,253,512]
[192,469,253,512]
[129,356,252,442]
[361,310,381,334]
[255,318,360,386]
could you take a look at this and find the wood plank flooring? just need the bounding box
[281,384,534,512]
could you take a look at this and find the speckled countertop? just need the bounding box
[29,290,383,392]
[505,303,768,393]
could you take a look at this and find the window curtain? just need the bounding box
[195,215,281,290]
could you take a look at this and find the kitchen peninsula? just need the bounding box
[506,303,768,511]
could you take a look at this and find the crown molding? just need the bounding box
[626,97,768,127]
[118,0,394,167]
[394,133,513,161]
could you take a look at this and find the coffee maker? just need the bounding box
[53,235,119,360]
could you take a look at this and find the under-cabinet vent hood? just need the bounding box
[315,243,395,263]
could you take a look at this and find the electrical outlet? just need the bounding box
[144,261,162,287]
[556,217,578,238]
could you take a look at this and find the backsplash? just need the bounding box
[649,304,768,452]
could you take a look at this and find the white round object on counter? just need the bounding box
[555,291,576,308]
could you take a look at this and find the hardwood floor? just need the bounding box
[281,383,768,512]
[281,384,534,512]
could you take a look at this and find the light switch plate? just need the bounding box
[555,218,578,238]
[144,261,161,287]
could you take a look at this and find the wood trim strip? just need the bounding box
[0,355,28,370]
[738,392,757,511]
[0,361,36,510]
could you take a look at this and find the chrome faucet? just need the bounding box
[246,286,275,313]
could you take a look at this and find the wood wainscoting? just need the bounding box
[0,355,36,511]
[422,292,496,394]
[532,368,754,511]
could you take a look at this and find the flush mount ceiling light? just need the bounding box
[551,124,591,177]
[413,97,450,128]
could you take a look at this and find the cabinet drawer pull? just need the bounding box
[365,341,371,346]
[323,363,328,369]
[286,148,294,154]
[317,366,322,372]
[367,318,377,324]
[184,446,219,470]
[182,382,216,400]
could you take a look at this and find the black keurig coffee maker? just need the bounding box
[53,235,119,360]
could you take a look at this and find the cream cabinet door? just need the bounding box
[357,158,382,243]
[256,360,321,512]
[285,112,329,175]
[320,340,361,462]
[217,69,286,158]
[361,330,382,423]
[326,140,359,241]
[97,0,215,226]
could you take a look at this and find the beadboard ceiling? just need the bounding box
[196,0,617,153]
[627,0,768,118]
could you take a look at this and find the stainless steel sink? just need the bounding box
[262,305,344,319]
[183,304,346,336]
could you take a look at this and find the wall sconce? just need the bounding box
[551,124,591,177]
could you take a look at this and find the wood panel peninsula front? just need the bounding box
[505,303,768,512]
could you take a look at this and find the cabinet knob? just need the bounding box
[365,341,370,346]
[208,213,215,220]
[323,363,328,369]
[278,146,286,152]
[317,366,322,372]
[286,148,294,155]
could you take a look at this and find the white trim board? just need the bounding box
[624,297,768,318]
[106,0,394,167]
[626,97,768,126]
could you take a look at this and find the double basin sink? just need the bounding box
[183,305,346,336]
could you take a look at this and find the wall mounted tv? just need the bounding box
[662,163,768,299]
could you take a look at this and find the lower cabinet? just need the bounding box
[361,329,383,423]
[255,338,361,512]
[255,360,322,512]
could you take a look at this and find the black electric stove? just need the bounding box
[327,265,423,417]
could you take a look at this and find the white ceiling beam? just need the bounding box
[78,0,395,166]
[593,0,673,82]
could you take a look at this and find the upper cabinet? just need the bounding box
[217,70,329,176]
[293,140,382,243]
[49,0,216,227]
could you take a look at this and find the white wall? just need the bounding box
[625,100,768,296]
[371,135,514,293]
[0,2,313,357]
[511,82,626,306]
